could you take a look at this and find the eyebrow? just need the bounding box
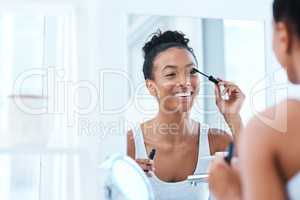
[162,63,196,71]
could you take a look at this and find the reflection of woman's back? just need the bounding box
[127,30,245,199]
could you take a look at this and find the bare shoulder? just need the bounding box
[241,99,300,149]
[208,128,233,155]
[239,99,300,178]
[237,100,300,200]
[127,129,135,140]
[127,120,155,159]
[127,129,135,159]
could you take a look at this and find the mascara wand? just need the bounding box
[192,68,220,85]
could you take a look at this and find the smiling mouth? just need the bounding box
[174,91,193,97]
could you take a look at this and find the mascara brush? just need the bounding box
[192,68,220,85]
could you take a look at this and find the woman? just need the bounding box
[208,0,300,199]
[127,30,245,199]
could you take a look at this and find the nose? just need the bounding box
[177,75,191,87]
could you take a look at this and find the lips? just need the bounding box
[174,91,193,97]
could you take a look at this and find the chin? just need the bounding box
[285,62,300,84]
[287,71,300,84]
[178,109,191,114]
[289,78,300,84]
[164,99,194,113]
[177,104,193,113]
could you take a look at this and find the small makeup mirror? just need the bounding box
[100,155,155,200]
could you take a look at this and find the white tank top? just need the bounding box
[132,123,211,200]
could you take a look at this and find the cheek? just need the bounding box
[191,77,200,93]
[273,35,280,58]
[157,79,176,94]
[156,81,178,106]
[272,31,291,70]
[273,37,286,68]
[156,82,177,109]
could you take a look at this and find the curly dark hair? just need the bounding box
[142,30,198,80]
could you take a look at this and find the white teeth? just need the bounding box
[175,92,192,97]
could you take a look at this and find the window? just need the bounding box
[0,11,80,200]
[224,19,266,123]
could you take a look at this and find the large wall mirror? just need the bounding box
[126,14,266,131]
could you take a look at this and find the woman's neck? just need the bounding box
[151,111,198,144]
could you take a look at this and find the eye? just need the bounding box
[165,73,176,77]
[190,68,197,75]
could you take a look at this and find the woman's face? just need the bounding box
[147,47,200,113]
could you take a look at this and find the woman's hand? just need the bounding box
[215,80,245,117]
[215,80,245,138]
[208,157,242,200]
[135,159,155,177]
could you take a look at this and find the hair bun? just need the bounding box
[143,30,190,57]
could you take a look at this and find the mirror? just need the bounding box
[101,155,155,200]
[124,14,266,199]
[126,15,266,127]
